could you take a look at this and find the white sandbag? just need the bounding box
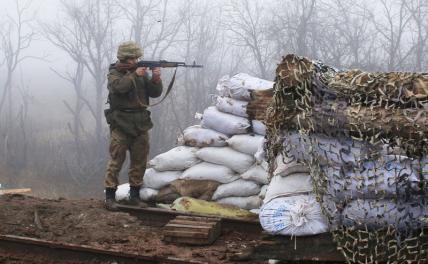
[264,174,313,203]
[149,146,200,171]
[139,187,158,201]
[250,209,260,214]
[252,120,266,135]
[325,155,422,200]
[217,195,262,210]
[216,73,274,101]
[254,138,266,164]
[342,199,427,229]
[115,183,130,201]
[274,154,309,177]
[212,179,261,200]
[227,134,264,155]
[259,194,329,236]
[201,106,250,135]
[196,147,255,173]
[180,162,239,183]
[182,125,228,147]
[143,169,182,189]
[241,165,269,184]
[259,185,268,199]
[216,96,248,117]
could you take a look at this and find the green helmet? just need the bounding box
[117,41,143,61]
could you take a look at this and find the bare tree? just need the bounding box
[0,0,40,165]
[223,0,273,79]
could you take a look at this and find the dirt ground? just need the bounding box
[0,194,263,264]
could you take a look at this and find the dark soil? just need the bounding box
[0,194,263,264]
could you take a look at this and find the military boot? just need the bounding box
[128,185,148,208]
[105,188,118,211]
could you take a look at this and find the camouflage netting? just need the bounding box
[265,54,428,263]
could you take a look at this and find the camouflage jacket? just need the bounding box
[105,63,163,136]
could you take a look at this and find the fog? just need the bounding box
[1,0,427,198]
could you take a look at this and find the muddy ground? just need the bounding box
[0,194,264,264]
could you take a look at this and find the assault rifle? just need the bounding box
[136,60,203,68]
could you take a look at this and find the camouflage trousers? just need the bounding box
[104,128,149,188]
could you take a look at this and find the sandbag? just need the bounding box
[163,197,258,219]
[196,147,255,173]
[215,96,248,117]
[241,165,269,184]
[217,195,262,210]
[342,199,428,229]
[201,106,250,135]
[216,73,274,101]
[252,120,266,135]
[182,125,228,147]
[139,187,158,201]
[180,162,239,183]
[324,155,422,200]
[156,179,220,203]
[259,185,268,199]
[259,195,329,236]
[274,154,309,177]
[149,146,200,171]
[226,134,264,155]
[143,169,182,189]
[115,183,130,201]
[264,174,312,203]
[212,179,261,200]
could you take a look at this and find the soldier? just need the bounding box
[104,41,163,210]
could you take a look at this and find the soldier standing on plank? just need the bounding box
[104,41,163,210]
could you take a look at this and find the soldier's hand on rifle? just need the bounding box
[136,67,146,76]
[152,67,161,77]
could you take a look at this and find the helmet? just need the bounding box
[117,41,143,61]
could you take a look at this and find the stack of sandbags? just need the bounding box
[263,54,428,262]
[116,73,274,211]
[258,152,329,236]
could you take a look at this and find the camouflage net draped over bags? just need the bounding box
[265,54,428,263]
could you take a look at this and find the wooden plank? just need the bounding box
[167,220,216,227]
[163,230,209,239]
[0,188,31,195]
[174,215,220,222]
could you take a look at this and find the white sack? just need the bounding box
[259,195,329,236]
[264,173,313,203]
[182,125,228,147]
[217,195,262,210]
[254,138,267,164]
[241,165,269,184]
[252,120,266,135]
[140,187,159,201]
[227,134,264,155]
[259,185,268,199]
[201,106,250,135]
[196,147,255,173]
[212,179,261,200]
[216,96,248,117]
[342,199,427,229]
[274,155,310,177]
[149,146,200,171]
[216,73,274,101]
[325,155,422,200]
[180,162,239,183]
[143,169,182,189]
[115,183,130,201]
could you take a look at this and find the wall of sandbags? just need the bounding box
[116,73,274,212]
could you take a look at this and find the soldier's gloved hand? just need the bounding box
[152,67,161,77]
[136,67,146,76]
[151,67,161,83]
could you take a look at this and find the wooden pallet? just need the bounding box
[163,216,221,245]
